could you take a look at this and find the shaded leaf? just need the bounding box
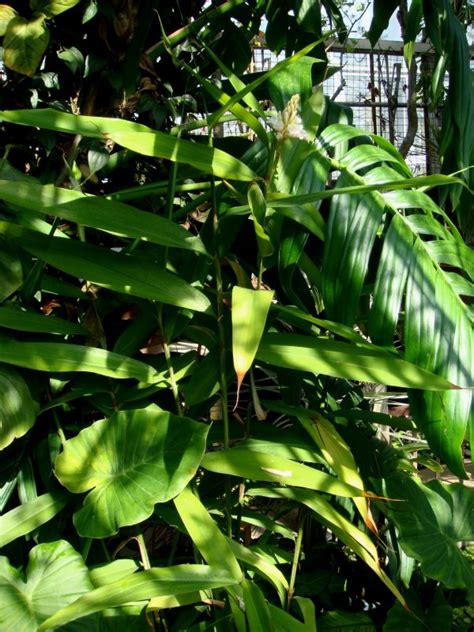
[0,221,210,312]
[0,364,38,450]
[383,476,474,598]
[0,338,160,383]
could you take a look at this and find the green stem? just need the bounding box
[136,533,152,570]
[287,512,305,609]
[158,306,183,416]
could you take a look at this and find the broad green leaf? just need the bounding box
[30,0,81,17]
[38,565,237,631]
[0,338,159,383]
[256,333,458,390]
[174,487,242,580]
[0,304,87,336]
[322,172,385,325]
[0,109,257,181]
[232,286,274,401]
[0,364,38,449]
[248,182,274,257]
[201,448,365,498]
[0,4,17,36]
[0,179,208,255]
[0,221,210,312]
[384,588,452,632]
[0,240,22,301]
[148,591,207,610]
[0,492,67,548]
[0,540,94,632]
[3,15,49,77]
[404,238,473,476]
[382,476,474,598]
[55,405,209,537]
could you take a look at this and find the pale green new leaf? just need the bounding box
[232,286,274,401]
[0,492,67,548]
[55,405,209,537]
[38,565,237,630]
[30,0,80,17]
[0,364,38,449]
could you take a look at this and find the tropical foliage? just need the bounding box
[0,1,472,630]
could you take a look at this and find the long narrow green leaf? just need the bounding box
[38,565,237,631]
[208,37,328,127]
[0,304,87,336]
[322,172,386,325]
[0,179,208,255]
[0,109,257,181]
[201,448,366,497]
[0,492,67,547]
[248,487,406,608]
[174,487,242,580]
[257,333,458,390]
[0,338,159,382]
[0,221,210,312]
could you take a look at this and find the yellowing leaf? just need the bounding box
[3,15,49,76]
[232,286,274,405]
[0,4,17,36]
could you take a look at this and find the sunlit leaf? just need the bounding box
[174,486,241,579]
[232,286,274,403]
[257,333,458,390]
[3,15,49,76]
[0,492,67,548]
[55,405,209,537]
[39,565,238,630]
[0,540,94,632]
[0,337,159,383]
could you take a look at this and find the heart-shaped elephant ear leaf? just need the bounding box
[54,405,210,538]
[0,540,93,632]
[384,475,474,599]
[0,364,38,450]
